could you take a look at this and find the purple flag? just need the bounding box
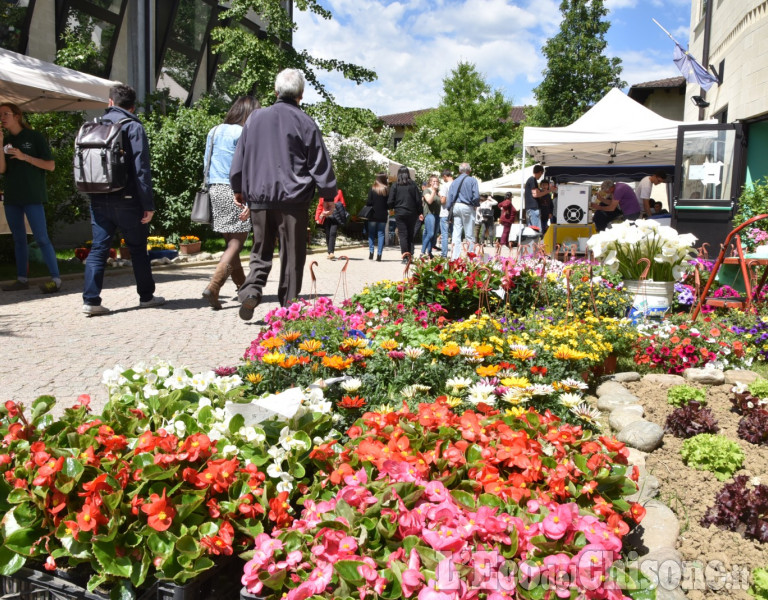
[674,43,719,91]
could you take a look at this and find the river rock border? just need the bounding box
[596,368,760,600]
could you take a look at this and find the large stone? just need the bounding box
[627,447,648,469]
[609,406,645,432]
[596,380,629,397]
[608,371,641,383]
[634,548,686,600]
[626,472,660,503]
[597,393,641,411]
[683,368,725,385]
[642,374,685,386]
[724,369,761,386]
[626,500,680,554]
[617,420,664,452]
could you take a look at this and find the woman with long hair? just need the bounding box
[0,103,60,293]
[365,173,389,261]
[201,96,260,309]
[387,166,421,264]
[421,174,441,258]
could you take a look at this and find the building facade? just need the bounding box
[684,0,768,185]
[0,0,290,106]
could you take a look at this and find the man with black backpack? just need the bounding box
[80,84,164,316]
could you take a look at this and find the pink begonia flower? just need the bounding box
[519,559,542,583]
[398,504,429,537]
[526,499,541,513]
[241,556,265,594]
[274,550,303,570]
[578,516,622,553]
[507,516,541,550]
[424,480,449,502]
[426,498,461,523]
[338,484,378,508]
[541,502,579,540]
[338,535,358,555]
[418,558,463,600]
[343,468,368,486]
[378,460,422,482]
[471,550,504,590]
[542,553,573,599]
[387,547,405,567]
[573,544,616,592]
[401,549,424,598]
[421,525,468,552]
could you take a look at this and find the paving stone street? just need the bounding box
[0,245,411,416]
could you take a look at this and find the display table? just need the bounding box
[543,223,595,254]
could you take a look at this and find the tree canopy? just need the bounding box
[414,62,518,181]
[210,0,376,105]
[528,0,625,127]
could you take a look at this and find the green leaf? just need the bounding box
[6,489,30,504]
[5,526,43,555]
[175,491,206,521]
[258,568,287,590]
[478,493,503,508]
[0,547,25,575]
[334,560,366,585]
[229,413,245,435]
[147,532,175,557]
[572,453,589,475]
[466,444,483,463]
[30,395,56,423]
[133,453,156,469]
[450,490,476,510]
[140,464,179,481]
[93,541,133,578]
[175,535,200,556]
[110,579,135,600]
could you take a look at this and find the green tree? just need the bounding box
[414,62,517,181]
[528,0,625,127]
[210,0,376,104]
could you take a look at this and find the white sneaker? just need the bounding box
[83,304,110,317]
[139,295,166,308]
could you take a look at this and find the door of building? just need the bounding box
[672,123,746,251]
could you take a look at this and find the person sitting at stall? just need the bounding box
[590,180,642,232]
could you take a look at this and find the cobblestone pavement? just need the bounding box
[0,245,413,416]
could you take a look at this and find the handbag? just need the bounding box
[357,205,374,220]
[191,126,218,224]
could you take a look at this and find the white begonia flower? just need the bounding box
[279,426,309,451]
[220,444,238,457]
[731,382,749,394]
[165,369,190,390]
[266,462,285,478]
[340,378,362,393]
[102,365,128,387]
[268,444,287,461]
[142,383,159,398]
[156,365,171,379]
[198,398,212,408]
[173,420,186,436]
[276,480,294,493]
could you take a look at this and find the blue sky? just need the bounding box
[293,0,693,116]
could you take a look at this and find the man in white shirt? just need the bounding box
[636,172,666,218]
[438,169,454,257]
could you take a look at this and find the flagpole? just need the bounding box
[652,18,683,47]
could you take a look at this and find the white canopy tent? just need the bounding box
[523,87,710,168]
[479,165,535,194]
[0,48,120,112]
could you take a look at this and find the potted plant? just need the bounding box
[179,235,202,255]
[587,220,697,318]
[119,238,130,260]
[147,236,178,260]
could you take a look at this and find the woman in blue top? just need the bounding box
[202,96,259,309]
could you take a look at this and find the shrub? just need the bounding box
[681,434,744,481]
[738,409,768,446]
[665,401,719,438]
[667,384,707,407]
[749,379,768,399]
[734,178,768,252]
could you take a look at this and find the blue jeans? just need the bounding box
[440,215,452,257]
[368,220,386,255]
[526,209,541,230]
[421,213,438,256]
[451,203,475,259]
[83,198,155,306]
[3,203,60,280]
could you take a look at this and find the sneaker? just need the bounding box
[239,295,261,321]
[2,280,29,291]
[83,304,110,317]
[139,296,166,308]
[39,281,62,294]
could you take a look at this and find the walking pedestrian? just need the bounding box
[0,103,61,293]
[446,162,480,260]
[438,169,454,257]
[420,174,440,258]
[365,173,389,261]
[231,68,337,318]
[81,85,165,316]
[387,166,421,264]
[201,96,259,309]
[315,189,347,260]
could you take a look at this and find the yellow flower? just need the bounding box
[500,377,530,388]
[440,343,461,357]
[444,396,463,408]
[246,373,263,384]
[359,348,375,357]
[380,340,398,351]
[510,347,537,361]
[260,337,286,349]
[476,364,501,377]
[262,352,286,365]
[298,339,322,352]
[505,407,526,418]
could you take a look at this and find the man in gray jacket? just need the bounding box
[230,69,337,319]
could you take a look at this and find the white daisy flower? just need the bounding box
[404,346,425,359]
[558,392,583,408]
[559,378,588,391]
[446,377,473,394]
[340,378,362,393]
[530,383,555,396]
[571,403,602,428]
[501,388,531,405]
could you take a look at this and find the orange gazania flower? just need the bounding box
[379,339,398,351]
[339,395,366,409]
[440,344,461,357]
[476,364,501,377]
[475,344,494,357]
[322,355,354,371]
[298,339,322,353]
[260,337,286,349]
[281,331,302,342]
[141,488,176,532]
[279,355,301,369]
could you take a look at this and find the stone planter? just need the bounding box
[179,241,202,255]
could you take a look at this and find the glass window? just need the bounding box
[0,1,32,53]
[170,0,211,51]
[158,47,197,102]
[60,6,117,77]
[80,0,122,15]
[680,128,736,201]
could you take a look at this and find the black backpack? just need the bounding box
[73,117,132,194]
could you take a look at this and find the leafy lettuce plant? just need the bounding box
[702,475,768,544]
[749,566,768,599]
[665,401,719,438]
[667,384,707,407]
[738,409,768,446]
[681,434,744,481]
